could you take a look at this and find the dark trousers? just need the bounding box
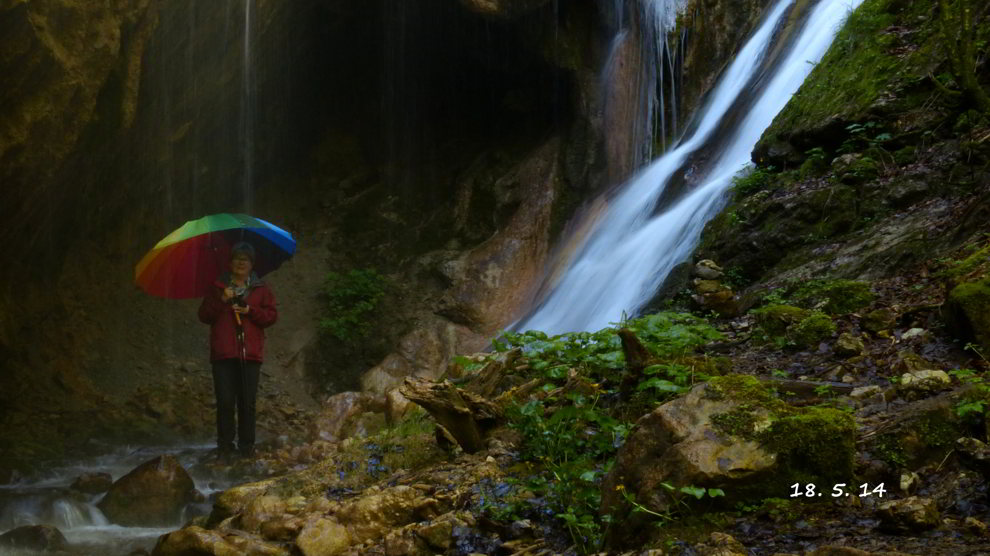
[211,358,260,454]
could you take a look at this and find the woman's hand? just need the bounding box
[233,304,250,315]
[222,287,235,302]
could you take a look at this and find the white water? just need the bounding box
[517,0,863,335]
[0,445,227,555]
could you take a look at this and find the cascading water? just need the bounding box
[517,0,865,335]
[0,446,229,555]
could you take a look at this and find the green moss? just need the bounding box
[705,378,857,500]
[874,433,907,468]
[760,0,938,144]
[948,279,990,350]
[706,375,782,407]
[940,243,990,285]
[751,305,811,336]
[711,407,764,438]
[759,407,856,486]
[790,312,837,348]
[796,279,874,314]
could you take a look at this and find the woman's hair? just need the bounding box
[231,242,256,263]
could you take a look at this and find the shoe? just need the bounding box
[238,445,255,459]
[216,446,236,465]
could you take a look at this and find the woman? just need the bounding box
[198,242,277,461]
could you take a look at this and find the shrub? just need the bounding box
[319,268,387,342]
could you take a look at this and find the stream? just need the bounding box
[0,445,242,555]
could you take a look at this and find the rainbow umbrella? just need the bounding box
[135,213,296,299]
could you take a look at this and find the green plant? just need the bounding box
[731,165,777,197]
[493,312,722,553]
[319,268,387,342]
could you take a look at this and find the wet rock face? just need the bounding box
[98,455,198,526]
[0,525,68,552]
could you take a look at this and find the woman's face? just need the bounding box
[231,253,253,276]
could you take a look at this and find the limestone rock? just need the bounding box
[152,525,287,556]
[97,455,197,526]
[336,485,421,543]
[70,471,113,494]
[898,370,951,399]
[238,495,288,533]
[0,525,68,552]
[209,478,278,526]
[835,332,865,357]
[694,260,725,280]
[876,496,939,533]
[296,518,352,556]
[310,392,384,443]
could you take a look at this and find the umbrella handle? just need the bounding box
[234,311,242,326]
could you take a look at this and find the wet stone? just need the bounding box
[876,496,940,533]
[0,525,68,552]
[70,471,114,494]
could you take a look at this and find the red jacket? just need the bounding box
[198,273,277,362]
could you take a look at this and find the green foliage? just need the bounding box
[505,393,628,552]
[731,165,777,197]
[319,268,387,342]
[494,312,723,383]
[949,368,990,423]
[490,312,722,553]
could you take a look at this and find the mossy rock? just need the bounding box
[706,376,856,497]
[790,279,875,315]
[790,312,837,348]
[944,278,990,351]
[752,305,810,336]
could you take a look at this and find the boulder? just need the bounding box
[876,496,939,534]
[97,455,198,526]
[0,525,68,552]
[602,375,854,536]
[295,517,352,556]
[70,471,113,494]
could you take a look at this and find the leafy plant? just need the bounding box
[319,268,387,341]
[492,312,722,553]
[731,165,777,197]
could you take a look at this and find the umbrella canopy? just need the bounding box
[135,213,296,299]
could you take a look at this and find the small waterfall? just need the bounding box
[517,0,864,335]
[241,0,256,212]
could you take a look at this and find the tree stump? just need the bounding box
[400,377,503,453]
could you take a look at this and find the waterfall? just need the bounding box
[517,0,864,335]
